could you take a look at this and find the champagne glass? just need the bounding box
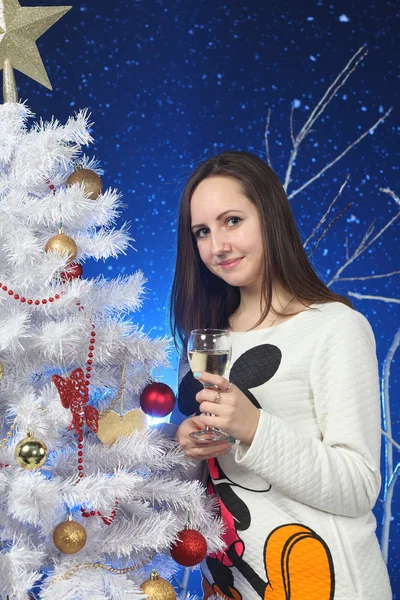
[187,329,232,443]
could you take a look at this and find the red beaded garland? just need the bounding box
[70,322,97,494]
[0,283,64,306]
[80,500,119,525]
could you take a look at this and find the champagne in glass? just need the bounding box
[187,329,231,443]
[188,350,230,380]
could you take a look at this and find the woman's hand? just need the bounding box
[175,416,233,460]
[194,371,260,445]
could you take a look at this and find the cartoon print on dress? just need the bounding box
[263,524,335,600]
[178,345,335,599]
[205,458,267,598]
[203,344,281,598]
[203,521,335,600]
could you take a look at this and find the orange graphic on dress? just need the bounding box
[264,524,334,600]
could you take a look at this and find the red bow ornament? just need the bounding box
[52,368,99,437]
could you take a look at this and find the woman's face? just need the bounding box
[190,176,265,291]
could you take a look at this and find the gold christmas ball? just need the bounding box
[53,519,87,554]
[67,168,103,200]
[140,570,176,600]
[45,233,78,263]
[14,434,48,470]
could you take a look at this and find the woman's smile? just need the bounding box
[218,257,244,270]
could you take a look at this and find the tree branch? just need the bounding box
[308,202,353,258]
[382,431,400,452]
[287,108,392,200]
[327,211,400,287]
[334,271,400,282]
[348,292,400,304]
[283,46,369,193]
[380,328,400,562]
[264,109,273,168]
[380,188,400,206]
[289,101,295,148]
[303,175,350,250]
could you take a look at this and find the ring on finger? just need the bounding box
[225,381,232,392]
[214,390,222,403]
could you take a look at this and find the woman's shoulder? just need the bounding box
[309,301,374,339]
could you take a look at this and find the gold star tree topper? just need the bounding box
[0,0,71,102]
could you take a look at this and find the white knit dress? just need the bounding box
[176,302,392,600]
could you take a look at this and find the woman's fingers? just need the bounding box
[185,442,232,460]
[193,371,230,390]
[176,415,233,459]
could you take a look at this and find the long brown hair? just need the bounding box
[170,151,352,353]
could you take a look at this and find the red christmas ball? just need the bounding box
[139,382,175,417]
[170,528,207,567]
[60,262,83,282]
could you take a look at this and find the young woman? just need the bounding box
[170,151,392,600]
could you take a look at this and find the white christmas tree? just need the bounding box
[0,3,223,599]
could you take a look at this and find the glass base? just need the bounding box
[189,427,230,444]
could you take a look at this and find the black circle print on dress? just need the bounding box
[230,344,282,408]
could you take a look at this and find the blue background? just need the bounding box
[17,0,399,596]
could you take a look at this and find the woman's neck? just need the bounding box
[229,282,305,331]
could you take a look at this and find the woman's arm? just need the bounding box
[235,310,382,518]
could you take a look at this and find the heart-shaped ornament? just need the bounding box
[96,409,148,446]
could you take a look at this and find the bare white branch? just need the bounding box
[327,210,400,287]
[289,102,295,148]
[380,328,400,562]
[334,271,400,282]
[283,46,368,193]
[264,108,273,168]
[380,187,400,206]
[298,46,368,144]
[303,176,350,250]
[348,292,400,304]
[382,431,400,452]
[288,108,392,200]
[308,202,353,258]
